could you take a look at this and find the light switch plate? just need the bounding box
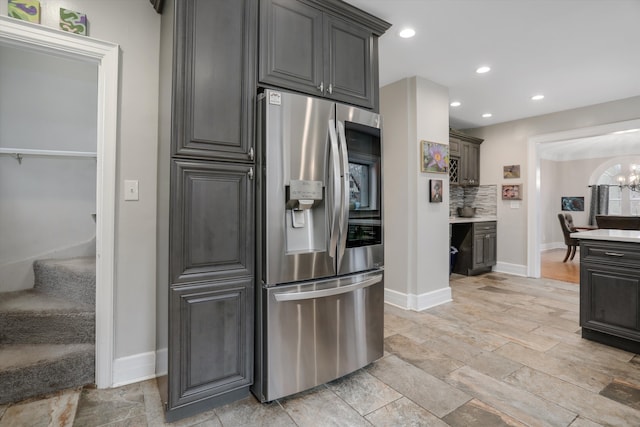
[124,180,139,201]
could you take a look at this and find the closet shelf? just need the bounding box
[0,148,97,164]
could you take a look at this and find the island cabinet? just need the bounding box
[163,0,256,421]
[258,0,390,110]
[449,129,482,187]
[579,239,640,353]
[451,221,496,276]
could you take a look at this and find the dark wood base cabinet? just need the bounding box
[579,240,640,353]
[451,221,496,276]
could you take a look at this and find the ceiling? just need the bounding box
[345,0,640,130]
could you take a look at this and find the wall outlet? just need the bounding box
[510,201,520,209]
[124,180,139,201]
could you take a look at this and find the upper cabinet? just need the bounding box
[172,0,257,162]
[449,129,483,187]
[258,0,390,110]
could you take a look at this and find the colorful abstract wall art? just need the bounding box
[60,7,87,35]
[8,0,41,23]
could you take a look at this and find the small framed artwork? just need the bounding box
[421,140,448,174]
[503,165,520,179]
[502,184,522,200]
[429,179,443,203]
[561,196,584,211]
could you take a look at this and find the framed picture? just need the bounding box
[503,165,520,179]
[420,140,448,174]
[502,184,522,200]
[561,196,584,211]
[429,179,443,203]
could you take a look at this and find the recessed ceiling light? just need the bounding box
[450,101,461,107]
[476,66,491,74]
[399,28,415,38]
[531,94,545,101]
[482,113,492,118]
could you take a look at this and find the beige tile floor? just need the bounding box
[2,272,640,426]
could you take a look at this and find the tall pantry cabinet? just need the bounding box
[159,0,257,421]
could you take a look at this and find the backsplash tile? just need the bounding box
[450,185,497,217]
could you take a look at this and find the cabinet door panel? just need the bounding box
[171,160,254,284]
[485,233,497,266]
[473,234,485,267]
[585,269,639,330]
[174,0,256,161]
[259,0,323,94]
[325,15,373,108]
[169,279,253,407]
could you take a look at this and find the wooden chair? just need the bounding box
[558,213,579,262]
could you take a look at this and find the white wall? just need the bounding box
[381,76,451,310]
[0,1,162,376]
[0,44,97,291]
[468,95,640,271]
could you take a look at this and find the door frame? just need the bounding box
[0,16,119,388]
[526,118,640,278]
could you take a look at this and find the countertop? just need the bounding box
[449,216,497,224]
[571,229,640,243]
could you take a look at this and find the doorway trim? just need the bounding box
[0,16,118,388]
[526,118,640,278]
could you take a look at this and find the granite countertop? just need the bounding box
[449,216,497,224]
[571,229,640,243]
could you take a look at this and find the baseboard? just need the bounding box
[385,286,452,311]
[541,242,564,251]
[112,351,157,387]
[493,262,527,277]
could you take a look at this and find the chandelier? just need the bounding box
[618,166,640,192]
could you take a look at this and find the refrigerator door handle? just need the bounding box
[337,121,350,259]
[328,121,341,258]
[273,274,383,302]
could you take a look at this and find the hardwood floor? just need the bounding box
[541,248,580,284]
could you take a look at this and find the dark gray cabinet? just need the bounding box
[165,0,256,421]
[169,278,253,410]
[170,160,254,285]
[449,129,482,186]
[580,240,640,353]
[451,221,496,276]
[472,222,496,269]
[173,0,256,161]
[258,0,390,110]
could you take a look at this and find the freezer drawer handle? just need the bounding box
[273,274,382,302]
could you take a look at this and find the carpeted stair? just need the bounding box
[0,257,95,404]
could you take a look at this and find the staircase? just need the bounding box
[0,257,96,404]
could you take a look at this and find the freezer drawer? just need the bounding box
[258,271,383,402]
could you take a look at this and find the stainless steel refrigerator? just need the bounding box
[252,89,384,402]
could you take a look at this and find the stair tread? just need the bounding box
[35,257,96,274]
[0,289,93,314]
[0,343,94,371]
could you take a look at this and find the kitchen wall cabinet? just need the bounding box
[164,0,256,421]
[449,129,483,186]
[451,221,496,276]
[258,0,390,110]
[580,240,640,353]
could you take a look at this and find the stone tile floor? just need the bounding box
[2,272,640,426]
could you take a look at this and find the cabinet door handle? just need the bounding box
[248,167,254,180]
[248,147,254,161]
[328,83,333,94]
[604,252,625,257]
[318,82,324,93]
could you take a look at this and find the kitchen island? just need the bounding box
[572,229,640,353]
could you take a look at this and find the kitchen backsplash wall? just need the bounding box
[450,185,497,217]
